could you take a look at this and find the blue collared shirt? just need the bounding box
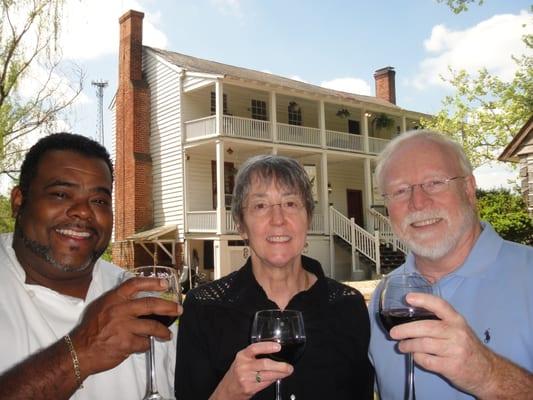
[369,222,533,399]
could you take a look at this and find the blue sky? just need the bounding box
[26,0,533,190]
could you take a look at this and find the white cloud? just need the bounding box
[210,0,243,17]
[320,77,372,95]
[473,161,518,191]
[61,0,168,61]
[412,11,532,90]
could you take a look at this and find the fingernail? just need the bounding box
[159,278,169,288]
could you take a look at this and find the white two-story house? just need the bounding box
[112,10,426,283]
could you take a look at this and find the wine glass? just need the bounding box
[378,273,439,400]
[251,309,306,400]
[120,266,181,400]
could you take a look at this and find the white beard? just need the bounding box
[393,202,477,260]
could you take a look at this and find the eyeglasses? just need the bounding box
[243,199,305,217]
[382,176,466,202]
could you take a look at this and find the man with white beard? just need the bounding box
[368,130,533,399]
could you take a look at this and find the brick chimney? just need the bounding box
[113,10,153,267]
[374,66,396,104]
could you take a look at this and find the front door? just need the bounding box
[346,189,364,227]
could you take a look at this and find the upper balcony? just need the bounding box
[185,115,391,155]
[181,83,421,155]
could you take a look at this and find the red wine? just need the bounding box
[379,308,439,332]
[140,314,177,327]
[260,338,306,365]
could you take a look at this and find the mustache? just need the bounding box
[54,222,97,234]
[401,209,447,230]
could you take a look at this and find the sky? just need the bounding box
[12,0,533,192]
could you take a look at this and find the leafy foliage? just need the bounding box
[421,42,533,168]
[436,0,484,14]
[477,188,533,245]
[0,194,14,233]
[0,0,84,180]
[422,0,533,168]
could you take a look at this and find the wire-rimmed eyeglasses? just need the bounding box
[243,199,305,217]
[382,176,466,202]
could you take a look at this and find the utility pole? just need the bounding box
[91,79,108,145]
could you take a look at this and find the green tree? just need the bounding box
[422,1,532,168]
[0,0,83,180]
[0,194,14,233]
[477,188,533,245]
[436,0,484,14]
[421,39,533,168]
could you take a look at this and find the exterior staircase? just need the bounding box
[329,206,408,279]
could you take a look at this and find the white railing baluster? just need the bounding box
[329,206,380,274]
[367,208,408,254]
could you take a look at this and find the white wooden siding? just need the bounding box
[186,154,216,211]
[144,52,184,239]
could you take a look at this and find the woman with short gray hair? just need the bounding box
[176,154,373,400]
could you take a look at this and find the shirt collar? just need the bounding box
[405,221,503,280]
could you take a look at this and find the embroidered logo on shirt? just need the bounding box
[483,329,491,344]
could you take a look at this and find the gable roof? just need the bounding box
[146,46,424,115]
[499,114,533,162]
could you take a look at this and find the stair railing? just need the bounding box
[330,206,381,275]
[367,208,408,254]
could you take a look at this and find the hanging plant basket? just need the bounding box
[336,108,351,119]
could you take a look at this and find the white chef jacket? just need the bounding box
[0,233,177,399]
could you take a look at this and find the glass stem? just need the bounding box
[275,379,281,400]
[406,352,415,400]
[147,335,158,395]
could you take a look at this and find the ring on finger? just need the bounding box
[255,370,262,383]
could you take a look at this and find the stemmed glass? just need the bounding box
[378,273,439,400]
[120,266,181,400]
[251,310,306,400]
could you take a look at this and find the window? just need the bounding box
[251,99,267,120]
[210,92,228,115]
[288,102,302,126]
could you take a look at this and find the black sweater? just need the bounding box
[175,256,374,400]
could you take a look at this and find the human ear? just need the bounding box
[10,186,23,218]
[464,175,477,206]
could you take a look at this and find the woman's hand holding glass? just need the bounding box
[210,341,294,400]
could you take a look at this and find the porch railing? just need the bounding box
[223,115,272,141]
[277,123,321,147]
[329,206,381,274]
[367,208,408,254]
[184,116,216,141]
[184,115,391,155]
[368,137,390,154]
[187,210,216,232]
[187,210,324,234]
[325,130,365,152]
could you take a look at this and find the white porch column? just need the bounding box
[270,91,278,142]
[216,140,225,234]
[361,109,370,153]
[319,100,326,148]
[401,115,407,133]
[363,158,372,229]
[215,80,223,134]
[320,152,329,233]
[213,238,230,279]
